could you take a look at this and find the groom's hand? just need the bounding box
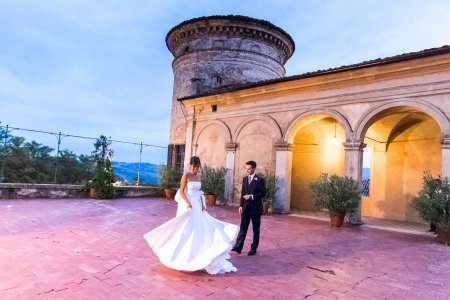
[238,207,242,214]
[243,195,251,200]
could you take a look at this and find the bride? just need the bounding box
[143,156,239,274]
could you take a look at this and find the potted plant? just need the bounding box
[157,165,182,200]
[309,173,361,227]
[90,135,116,199]
[201,165,227,206]
[411,173,450,245]
[258,170,278,215]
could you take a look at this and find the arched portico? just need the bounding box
[354,100,449,222]
[355,100,450,141]
[280,110,351,214]
[285,109,352,144]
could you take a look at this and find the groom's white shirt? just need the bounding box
[248,173,255,200]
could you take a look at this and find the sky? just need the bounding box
[1,0,450,164]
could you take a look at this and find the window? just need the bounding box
[167,144,185,171]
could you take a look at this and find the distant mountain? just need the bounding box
[112,162,160,184]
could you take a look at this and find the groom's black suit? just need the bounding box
[234,174,266,252]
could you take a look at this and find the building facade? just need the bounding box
[166,15,450,224]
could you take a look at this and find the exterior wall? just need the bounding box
[179,50,450,223]
[194,122,228,168]
[233,117,280,202]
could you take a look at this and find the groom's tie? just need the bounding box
[248,176,252,184]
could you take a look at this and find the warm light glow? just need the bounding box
[331,120,339,145]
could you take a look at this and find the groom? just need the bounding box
[232,160,266,256]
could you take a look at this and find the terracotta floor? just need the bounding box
[1,198,449,299]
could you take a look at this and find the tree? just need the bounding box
[0,128,96,184]
[55,150,95,184]
[90,135,116,199]
[0,123,10,182]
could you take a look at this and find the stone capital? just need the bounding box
[185,114,195,123]
[226,143,237,152]
[343,141,366,151]
[441,138,450,149]
[275,142,293,152]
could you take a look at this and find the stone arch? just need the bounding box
[194,119,232,146]
[354,100,450,141]
[286,109,350,211]
[232,114,282,202]
[284,109,352,144]
[234,114,283,143]
[194,120,231,168]
[355,99,447,222]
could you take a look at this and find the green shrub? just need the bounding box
[309,173,361,215]
[411,173,450,230]
[257,170,278,206]
[201,165,227,196]
[157,165,182,189]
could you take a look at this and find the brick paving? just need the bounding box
[1,198,449,299]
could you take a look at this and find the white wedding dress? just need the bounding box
[143,181,239,274]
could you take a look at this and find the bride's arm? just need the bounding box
[179,173,191,208]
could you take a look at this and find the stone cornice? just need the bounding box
[167,15,294,43]
[166,16,295,64]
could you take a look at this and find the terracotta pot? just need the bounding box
[164,188,176,200]
[205,194,218,207]
[262,202,270,215]
[89,188,97,199]
[330,213,345,227]
[437,227,450,246]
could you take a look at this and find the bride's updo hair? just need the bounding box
[190,156,201,168]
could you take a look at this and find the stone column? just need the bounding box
[273,142,293,213]
[183,114,195,172]
[224,143,237,203]
[442,138,450,178]
[343,141,366,225]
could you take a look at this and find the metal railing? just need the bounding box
[0,124,167,185]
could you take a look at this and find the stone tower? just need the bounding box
[165,15,295,167]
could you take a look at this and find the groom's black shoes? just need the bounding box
[231,247,241,254]
[248,249,257,256]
